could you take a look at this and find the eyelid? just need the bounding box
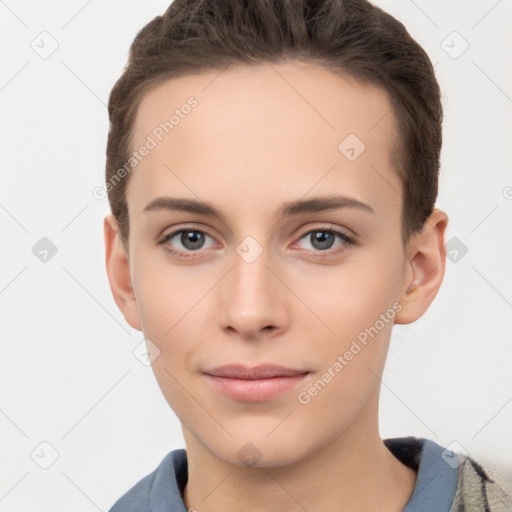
[294,223,356,242]
[158,223,216,241]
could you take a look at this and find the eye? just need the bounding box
[159,228,217,257]
[158,226,355,259]
[294,228,354,256]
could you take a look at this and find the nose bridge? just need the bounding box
[231,234,275,300]
[218,233,287,335]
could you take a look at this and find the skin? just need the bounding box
[104,61,448,512]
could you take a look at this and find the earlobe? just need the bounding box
[104,214,142,331]
[395,209,449,325]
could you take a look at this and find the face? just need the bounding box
[116,61,413,467]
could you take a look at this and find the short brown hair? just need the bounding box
[106,0,442,249]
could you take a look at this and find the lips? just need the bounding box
[203,364,309,401]
[205,364,308,379]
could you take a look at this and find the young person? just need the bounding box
[103,0,511,510]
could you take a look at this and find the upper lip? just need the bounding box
[204,364,309,379]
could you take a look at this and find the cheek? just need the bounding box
[295,251,402,340]
[133,265,206,422]
[293,292,396,438]
[131,246,204,336]
[291,252,402,403]
[130,248,217,377]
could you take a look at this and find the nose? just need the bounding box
[217,240,289,341]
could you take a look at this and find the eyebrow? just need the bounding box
[143,195,375,222]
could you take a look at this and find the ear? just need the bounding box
[104,214,142,331]
[394,208,449,324]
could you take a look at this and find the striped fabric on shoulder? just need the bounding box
[450,453,512,512]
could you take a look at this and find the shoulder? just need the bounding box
[109,470,155,512]
[108,449,188,512]
[384,436,512,511]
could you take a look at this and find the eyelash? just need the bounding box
[158,226,355,259]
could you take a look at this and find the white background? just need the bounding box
[1,0,511,510]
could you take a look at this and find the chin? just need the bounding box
[204,427,317,469]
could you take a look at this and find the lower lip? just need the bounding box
[205,373,309,401]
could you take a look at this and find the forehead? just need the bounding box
[128,61,401,218]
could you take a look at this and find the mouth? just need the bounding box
[203,364,310,402]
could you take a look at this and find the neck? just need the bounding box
[182,392,417,512]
